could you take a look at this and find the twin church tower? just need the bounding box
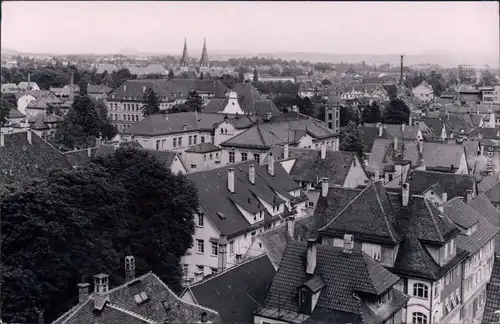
[180,38,210,73]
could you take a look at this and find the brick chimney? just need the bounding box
[418,140,424,154]
[286,216,295,238]
[402,183,410,207]
[442,192,448,203]
[228,168,235,193]
[343,234,354,254]
[268,153,275,176]
[394,136,398,150]
[284,143,289,160]
[218,236,228,272]
[306,239,317,275]
[27,129,32,145]
[93,273,110,310]
[249,164,255,184]
[77,282,90,303]
[125,256,135,282]
[321,178,329,197]
[321,142,327,159]
[466,190,473,203]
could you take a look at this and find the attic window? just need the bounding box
[217,212,226,220]
[128,281,149,304]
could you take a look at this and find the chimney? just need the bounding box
[418,140,424,154]
[394,136,398,150]
[409,116,413,126]
[343,234,354,253]
[286,216,295,238]
[0,130,4,147]
[87,147,92,157]
[69,73,74,101]
[400,55,404,86]
[306,239,317,275]
[125,256,135,282]
[249,164,255,184]
[401,123,405,132]
[28,73,31,84]
[93,273,110,310]
[442,192,448,203]
[283,143,289,160]
[374,170,380,181]
[143,86,147,93]
[480,144,484,156]
[228,168,235,193]
[268,153,275,176]
[123,84,127,92]
[218,236,228,272]
[466,190,473,203]
[321,178,329,197]
[402,183,410,207]
[378,123,383,137]
[320,142,327,159]
[27,130,32,145]
[77,282,90,303]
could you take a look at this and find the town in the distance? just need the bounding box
[2,26,500,324]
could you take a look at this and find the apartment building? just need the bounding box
[481,84,500,105]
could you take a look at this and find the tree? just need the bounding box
[361,102,382,124]
[298,96,314,117]
[1,97,13,126]
[339,121,364,158]
[481,70,496,87]
[273,94,298,110]
[167,103,192,113]
[321,79,332,87]
[78,74,90,96]
[199,72,204,80]
[185,90,203,112]
[94,99,117,140]
[426,71,445,97]
[339,106,359,127]
[238,66,245,83]
[383,98,410,125]
[141,88,160,117]
[111,68,135,88]
[54,96,101,150]
[1,147,198,323]
[253,68,259,82]
[168,69,175,80]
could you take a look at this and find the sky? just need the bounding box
[1,1,499,57]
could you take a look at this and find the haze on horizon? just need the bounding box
[1,1,499,59]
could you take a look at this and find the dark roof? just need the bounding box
[187,160,300,238]
[53,272,221,324]
[468,193,500,228]
[485,181,500,204]
[419,117,446,138]
[8,108,25,118]
[87,84,112,94]
[184,254,276,324]
[262,241,404,322]
[0,131,71,183]
[124,113,225,136]
[318,181,403,244]
[481,254,500,324]
[359,125,390,153]
[478,174,500,193]
[185,143,221,154]
[143,149,181,167]
[408,170,476,200]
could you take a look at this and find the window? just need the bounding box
[434,281,440,298]
[241,152,248,161]
[308,201,315,207]
[211,268,218,275]
[197,265,204,274]
[201,136,205,143]
[230,241,235,254]
[173,138,177,148]
[156,140,161,150]
[378,289,392,306]
[254,154,260,163]
[229,152,235,163]
[197,213,204,227]
[211,242,218,256]
[197,239,204,254]
[412,312,428,324]
[161,139,166,150]
[193,135,197,145]
[388,174,394,182]
[183,264,189,277]
[191,164,197,169]
[328,113,333,120]
[177,137,182,147]
[189,136,192,145]
[204,154,207,161]
[209,153,213,160]
[413,283,429,299]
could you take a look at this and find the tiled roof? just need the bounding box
[468,193,500,228]
[443,197,481,228]
[87,84,112,94]
[481,254,500,324]
[53,272,221,324]
[485,182,500,203]
[0,131,71,183]
[263,241,402,320]
[318,181,403,244]
[478,174,500,193]
[408,170,476,200]
[279,148,364,186]
[184,254,276,324]
[419,117,446,138]
[463,140,479,171]
[124,113,225,136]
[187,160,300,238]
[8,108,25,118]
[359,125,390,153]
[184,143,221,154]
[221,119,336,149]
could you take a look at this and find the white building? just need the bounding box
[412,81,435,103]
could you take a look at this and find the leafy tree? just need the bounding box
[167,103,192,113]
[339,121,364,158]
[219,74,237,89]
[185,90,203,112]
[481,70,496,87]
[78,74,90,96]
[362,102,382,124]
[141,88,160,117]
[339,106,359,127]
[298,96,314,117]
[383,98,410,125]
[111,68,136,88]
[0,96,13,126]
[94,99,117,140]
[54,96,101,150]
[11,70,25,84]
[321,79,332,86]
[199,72,204,80]
[253,68,259,82]
[168,69,175,80]
[426,71,445,97]
[273,94,298,110]
[238,66,245,83]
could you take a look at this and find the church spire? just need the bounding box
[180,38,189,67]
[199,37,209,67]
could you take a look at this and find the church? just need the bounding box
[179,38,210,77]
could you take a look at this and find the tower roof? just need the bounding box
[200,37,209,66]
[180,38,189,66]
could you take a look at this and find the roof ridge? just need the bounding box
[317,183,372,232]
[57,297,92,324]
[424,199,445,242]
[187,254,270,289]
[373,182,397,243]
[415,238,439,279]
[106,303,156,323]
[107,271,154,294]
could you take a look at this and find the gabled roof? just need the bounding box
[8,108,25,119]
[481,254,500,324]
[53,272,221,324]
[484,182,500,204]
[359,125,390,153]
[221,119,336,149]
[478,174,500,193]
[263,241,403,321]
[87,84,112,94]
[0,131,71,183]
[318,181,403,244]
[184,254,275,324]
[468,193,500,228]
[408,170,476,200]
[124,113,225,136]
[185,143,221,154]
[187,160,300,238]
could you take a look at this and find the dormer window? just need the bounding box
[128,281,149,304]
[298,288,313,315]
[466,223,478,236]
[377,289,392,307]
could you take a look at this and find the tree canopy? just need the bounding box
[141,88,161,117]
[361,102,382,124]
[1,147,198,323]
[339,106,359,127]
[383,98,410,125]
[339,121,364,158]
[185,90,203,112]
[238,67,245,83]
[253,68,259,82]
